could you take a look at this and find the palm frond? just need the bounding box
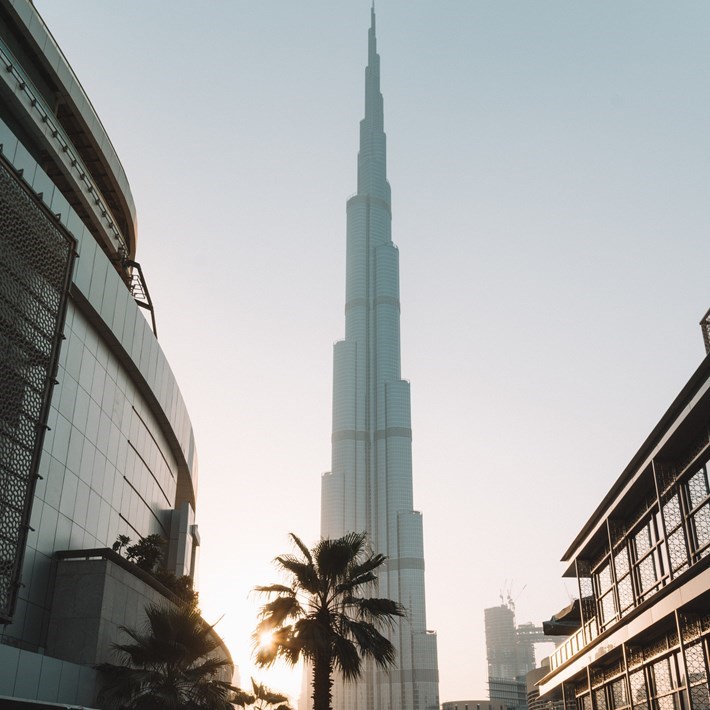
[254,583,295,596]
[331,633,362,680]
[254,623,300,667]
[354,597,406,625]
[289,532,314,565]
[258,594,304,626]
[251,676,291,705]
[96,604,231,709]
[339,531,368,555]
[342,618,397,668]
[182,655,232,681]
[275,556,319,591]
[292,617,331,656]
[183,676,238,709]
[350,552,387,578]
[335,571,377,595]
[231,687,256,707]
[95,664,160,708]
[314,535,361,580]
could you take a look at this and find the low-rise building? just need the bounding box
[538,326,710,710]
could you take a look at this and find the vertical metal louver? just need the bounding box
[0,159,75,622]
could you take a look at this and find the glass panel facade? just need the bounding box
[0,116,202,654]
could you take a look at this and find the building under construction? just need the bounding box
[486,599,558,710]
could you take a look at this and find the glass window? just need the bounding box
[599,590,617,630]
[667,528,689,575]
[631,515,665,601]
[649,654,684,710]
[629,669,648,710]
[663,495,682,531]
[614,547,630,577]
[691,503,710,555]
[616,576,634,616]
[635,527,652,557]
[687,467,709,511]
[685,465,710,560]
[598,563,612,593]
[637,556,658,594]
[595,688,608,710]
[610,678,628,710]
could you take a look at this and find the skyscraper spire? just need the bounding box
[319,8,439,710]
[359,3,388,201]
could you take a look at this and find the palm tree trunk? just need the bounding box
[312,652,333,710]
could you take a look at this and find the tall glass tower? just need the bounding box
[320,8,439,710]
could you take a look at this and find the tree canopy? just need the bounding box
[254,532,405,710]
[96,603,238,710]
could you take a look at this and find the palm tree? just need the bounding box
[253,532,405,710]
[248,678,292,710]
[96,603,240,709]
[223,678,291,710]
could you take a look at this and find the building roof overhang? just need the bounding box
[561,351,710,563]
[1,0,137,257]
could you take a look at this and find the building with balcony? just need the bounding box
[537,334,710,710]
[0,1,229,705]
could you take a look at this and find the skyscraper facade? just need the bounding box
[320,9,439,710]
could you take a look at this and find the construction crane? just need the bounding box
[499,581,527,614]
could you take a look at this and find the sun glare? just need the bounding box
[257,629,275,651]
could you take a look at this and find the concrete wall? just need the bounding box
[46,557,171,667]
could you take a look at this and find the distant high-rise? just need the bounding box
[485,601,558,710]
[319,8,439,710]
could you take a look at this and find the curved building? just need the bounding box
[0,1,223,705]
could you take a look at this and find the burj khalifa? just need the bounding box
[320,8,439,710]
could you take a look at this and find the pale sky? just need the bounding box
[34,1,710,704]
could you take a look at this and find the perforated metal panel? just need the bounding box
[0,159,75,622]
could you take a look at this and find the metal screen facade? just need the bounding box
[0,160,75,622]
[569,613,710,710]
